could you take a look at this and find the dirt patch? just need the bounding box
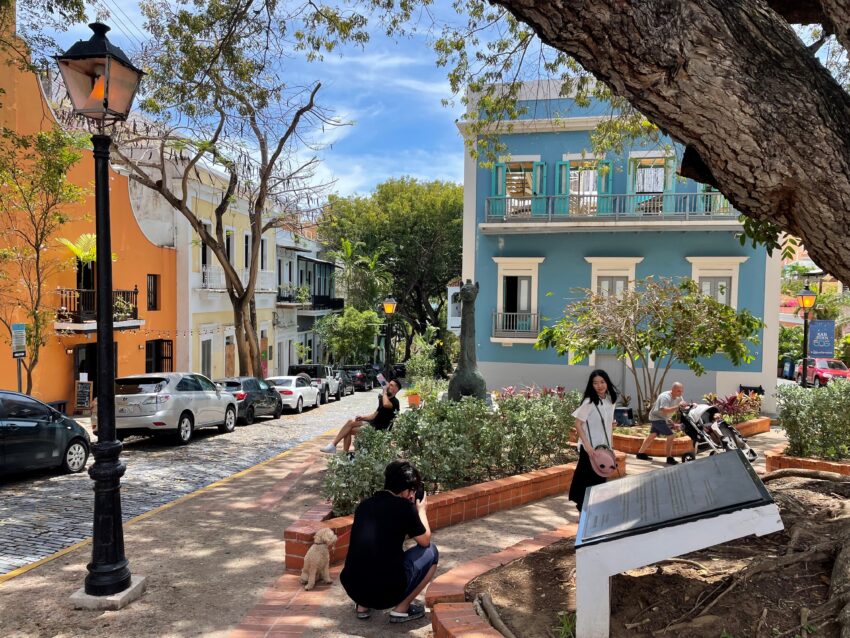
[468,476,850,638]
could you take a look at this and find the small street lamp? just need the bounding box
[55,23,143,600]
[382,297,397,378]
[797,286,817,388]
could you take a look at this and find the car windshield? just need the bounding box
[822,360,848,370]
[267,378,292,387]
[115,377,167,394]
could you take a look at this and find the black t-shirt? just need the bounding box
[370,394,400,430]
[340,491,426,610]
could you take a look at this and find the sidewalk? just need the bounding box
[0,424,788,638]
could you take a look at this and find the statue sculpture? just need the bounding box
[448,280,488,401]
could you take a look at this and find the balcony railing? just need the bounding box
[200,265,276,290]
[492,312,539,338]
[311,295,345,311]
[484,192,736,221]
[56,287,139,323]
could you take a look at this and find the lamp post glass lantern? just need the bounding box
[55,22,142,597]
[382,298,397,377]
[797,286,817,388]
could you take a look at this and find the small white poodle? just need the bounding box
[300,527,337,590]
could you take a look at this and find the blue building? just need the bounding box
[458,81,780,411]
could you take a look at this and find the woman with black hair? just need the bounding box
[569,369,618,512]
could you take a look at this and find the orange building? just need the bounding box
[0,38,177,410]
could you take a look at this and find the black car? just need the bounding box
[0,390,90,476]
[215,376,282,424]
[392,362,407,379]
[340,365,378,391]
[333,369,356,398]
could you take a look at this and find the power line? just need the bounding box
[102,0,149,45]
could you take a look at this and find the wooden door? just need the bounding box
[225,340,235,377]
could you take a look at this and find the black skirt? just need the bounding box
[569,446,607,512]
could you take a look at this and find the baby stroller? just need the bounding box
[678,404,758,464]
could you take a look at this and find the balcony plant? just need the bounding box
[296,285,311,305]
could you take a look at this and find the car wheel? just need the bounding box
[335,387,342,401]
[320,389,328,405]
[295,397,303,414]
[219,406,236,433]
[273,401,283,419]
[314,393,320,408]
[796,375,802,385]
[175,412,194,445]
[62,438,88,473]
[245,406,255,425]
[815,377,823,388]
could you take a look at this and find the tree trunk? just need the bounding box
[495,0,850,284]
[233,301,253,376]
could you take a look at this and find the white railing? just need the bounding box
[200,265,277,290]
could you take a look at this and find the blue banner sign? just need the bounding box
[809,320,835,357]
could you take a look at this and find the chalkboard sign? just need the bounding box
[74,380,93,413]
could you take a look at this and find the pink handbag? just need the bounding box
[588,404,618,478]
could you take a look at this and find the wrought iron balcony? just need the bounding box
[484,192,737,222]
[311,295,344,310]
[56,287,139,323]
[492,312,540,338]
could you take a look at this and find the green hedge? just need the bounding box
[321,391,582,516]
[776,381,850,461]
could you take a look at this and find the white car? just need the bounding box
[93,373,237,445]
[265,376,320,414]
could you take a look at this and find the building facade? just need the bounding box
[461,82,781,410]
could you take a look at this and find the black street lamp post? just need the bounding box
[55,23,143,597]
[797,286,817,388]
[382,297,397,378]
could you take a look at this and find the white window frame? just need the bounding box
[224,225,235,266]
[243,231,251,269]
[686,256,748,310]
[584,257,644,366]
[492,257,545,344]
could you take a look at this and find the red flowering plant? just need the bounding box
[702,391,762,424]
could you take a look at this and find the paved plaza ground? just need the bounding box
[0,389,382,575]
[0,404,789,637]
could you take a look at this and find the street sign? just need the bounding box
[809,319,835,357]
[11,323,26,359]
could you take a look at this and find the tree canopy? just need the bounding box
[319,178,463,337]
[536,277,764,419]
[315,305,380,364]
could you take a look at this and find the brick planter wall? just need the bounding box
[613,416,771,457]
[764,446,850,476]
[283,453,626,572]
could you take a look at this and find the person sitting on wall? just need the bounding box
[319,379,401,454]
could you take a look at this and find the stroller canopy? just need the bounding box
[688,403,720,425]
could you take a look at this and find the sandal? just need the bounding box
[389,602,425,623]
[355,604,372,620]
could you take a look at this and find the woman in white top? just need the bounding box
[569,369,617,512]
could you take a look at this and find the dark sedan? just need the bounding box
[340,365,377,391]
[333,369,355,398]
[215,376,283,424]
[0,391,90,476]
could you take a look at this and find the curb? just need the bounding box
[611,416,771,457]
[428,523,579,638]
[764,445,850,475]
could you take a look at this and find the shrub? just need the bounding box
[776,381,850,460]
[321,390,581,516]
[702,391,763,424]
[406,332,437,384]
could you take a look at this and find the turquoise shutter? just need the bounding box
[554,161,569,215]
[531,161,547,216]
[490,162,506,217]
[596,159,612,214]
[626,158,636,214]
[662,156,676,213]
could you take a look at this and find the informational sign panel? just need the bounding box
[11,323,26,358]
[74,380,93,413]
[577,450,774,547]
[809,319,835,357]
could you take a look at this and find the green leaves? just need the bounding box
[314,306,380,363]
[777,381,850,460]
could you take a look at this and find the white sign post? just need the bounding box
[11,323,26,392]
[575,451,783,638]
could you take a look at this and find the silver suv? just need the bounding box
[93,373,237,445]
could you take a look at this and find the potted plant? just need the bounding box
[406,384,421,408]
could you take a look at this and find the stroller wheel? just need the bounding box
[682,452,696,463]
[709,451,717,456]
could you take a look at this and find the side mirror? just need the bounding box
[52,410,63,422]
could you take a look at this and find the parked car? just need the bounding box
[340,365,377,391]
[333,369,355,398]
[95,373,237,445]
[0,391,90,476]
[266,376,320,413]
[215,376,283,424]
[795,357,850,387]
[286,364,339,404]
[392,362,407,379]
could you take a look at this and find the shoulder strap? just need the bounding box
[594,403,612,448]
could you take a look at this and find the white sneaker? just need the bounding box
[320,443,337,454]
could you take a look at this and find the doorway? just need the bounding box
[74,343,118,398]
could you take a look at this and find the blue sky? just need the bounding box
[55,3,466,197]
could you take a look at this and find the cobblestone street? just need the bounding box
[0,388,382,575]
